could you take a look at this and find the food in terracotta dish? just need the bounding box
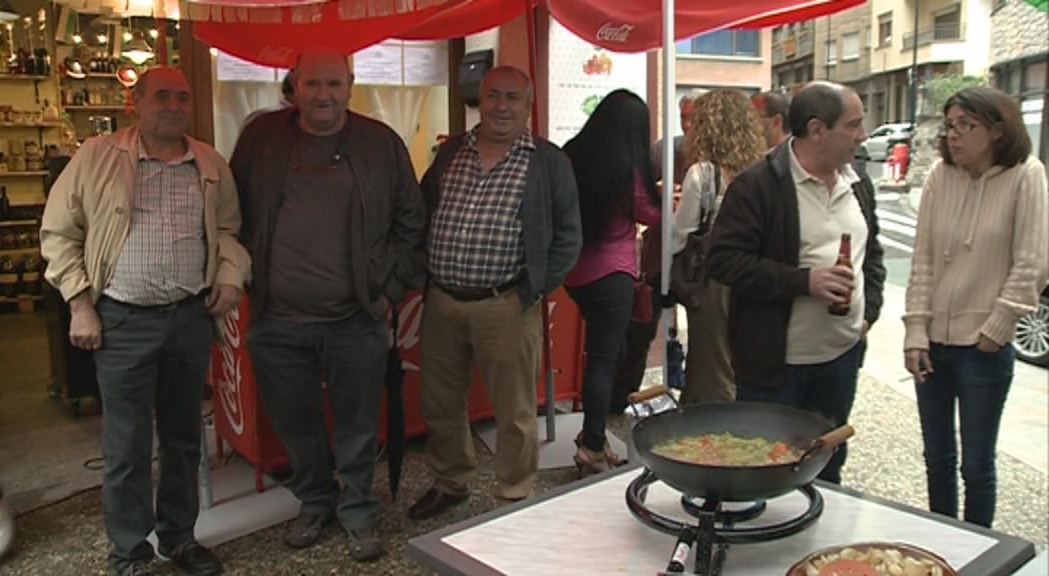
[790,543,956,576]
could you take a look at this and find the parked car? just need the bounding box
[859,123,913,162]
[1015,284,1049,367]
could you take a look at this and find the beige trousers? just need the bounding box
[419,286,542,500]
[681,279,735,404]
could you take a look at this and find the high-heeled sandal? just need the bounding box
[573,445,610,476]
[574,432,627,468]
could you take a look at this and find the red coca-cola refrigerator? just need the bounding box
[210,289,585,492]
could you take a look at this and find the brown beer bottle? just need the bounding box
[828,233,852,316]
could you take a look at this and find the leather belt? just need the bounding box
[100,291,208,312]
[435,279,520,302]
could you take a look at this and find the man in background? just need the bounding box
[751,90,791,149]
[41,67,249,576]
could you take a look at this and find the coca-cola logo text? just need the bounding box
[218,306,245,435]
[596,22,635,43]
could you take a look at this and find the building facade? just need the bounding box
[989,0,1048,165]
[772,0,998,131]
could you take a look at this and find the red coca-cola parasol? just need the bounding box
[189,0,864,67]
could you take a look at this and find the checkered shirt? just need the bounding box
[428,128,533,289]
[104,144,206,306]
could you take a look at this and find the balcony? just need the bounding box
[901,23,964,51]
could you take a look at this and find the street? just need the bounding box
[865,161,1049,476]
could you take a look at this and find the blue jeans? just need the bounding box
[248,311,388,531]
[93,296,213,573]
[736,341,862,484]
[915,343,1014,528]
[566,272,635,452]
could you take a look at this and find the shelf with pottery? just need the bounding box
[0,74,51,81]
[64,105,129,111]
[0,171,49,177]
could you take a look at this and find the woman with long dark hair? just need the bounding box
[904,86,1048,527]
[563,90,661,474]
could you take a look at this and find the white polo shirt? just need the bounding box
[786,140,868,365]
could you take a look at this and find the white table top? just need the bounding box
[409,465,1035,575]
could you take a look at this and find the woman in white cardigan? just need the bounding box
[903,86,1049,528]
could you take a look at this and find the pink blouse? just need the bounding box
[564,174,662,287]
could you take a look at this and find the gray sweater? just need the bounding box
[421,131,582,308]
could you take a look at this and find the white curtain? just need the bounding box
[212,80,282,160]
[362,85,430,143]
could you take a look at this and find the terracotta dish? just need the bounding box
[786,542,958,576]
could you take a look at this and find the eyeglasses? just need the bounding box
[941,118,979,136]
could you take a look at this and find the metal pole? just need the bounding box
[660,0,675,393]
[825,16,831,80]
[909,0,920,126]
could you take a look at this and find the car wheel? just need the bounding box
[1014,295,1049,367]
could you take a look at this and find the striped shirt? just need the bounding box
[428,128,533,289]
[104,144,206,305]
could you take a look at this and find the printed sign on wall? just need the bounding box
[546,18,648,147]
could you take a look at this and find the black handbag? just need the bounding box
[669,164,720,309]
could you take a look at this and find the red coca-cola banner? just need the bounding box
[210,288,584,492]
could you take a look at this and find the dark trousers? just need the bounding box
[915,343,1014,528]
[611,275,662,414]
[93,296,212,573]
[247,311,388,531]
[566,272,635,452]
[735,341,862,484]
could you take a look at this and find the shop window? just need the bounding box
[842,33,860,61]
[677,29,760,57]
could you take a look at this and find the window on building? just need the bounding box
[878,13,893,47]
[933,6,961,41]
[677,29,761,57]
[826,40,837,66]
[842,33,860,61]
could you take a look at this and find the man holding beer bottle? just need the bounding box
[705,82,885,484]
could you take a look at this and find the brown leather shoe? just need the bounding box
[407,487,469,521]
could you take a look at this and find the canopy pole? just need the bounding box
[660,0,676,392]
[524,0,557,442]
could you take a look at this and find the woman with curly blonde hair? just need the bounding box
[672,89,766,404]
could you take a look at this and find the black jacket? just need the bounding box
[421,132,582,308]
[706,141,886,389]
[231,109,428,320]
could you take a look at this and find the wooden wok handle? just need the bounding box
[816,424,855,451]
[627,385,669,404]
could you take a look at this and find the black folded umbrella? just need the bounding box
[666,321,686,391]
[385,309,406,501]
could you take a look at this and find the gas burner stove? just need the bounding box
[626,468,824,575]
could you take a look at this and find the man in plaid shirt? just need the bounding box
[408,66,581,521]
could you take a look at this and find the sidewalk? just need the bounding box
[865,284,1049,476]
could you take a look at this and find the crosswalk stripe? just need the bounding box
[879,219,916,238]
[879,234,913,254]
[876,209,917,227]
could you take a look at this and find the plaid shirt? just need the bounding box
[428,128,533,289]
[104,144,206,305]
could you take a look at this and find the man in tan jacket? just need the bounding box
[40,67,249,576]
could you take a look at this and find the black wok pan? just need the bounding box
[630,396,853,503]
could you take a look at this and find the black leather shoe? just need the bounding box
[159,540,223,576]
[407,487,469,521]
